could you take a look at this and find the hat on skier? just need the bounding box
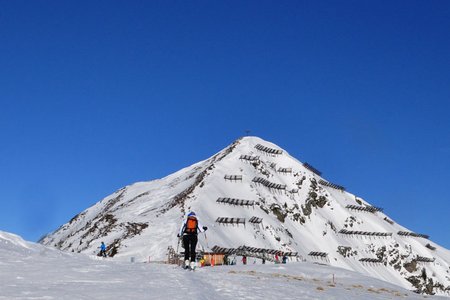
[188,211,196,217]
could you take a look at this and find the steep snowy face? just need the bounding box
[40,136,450,295]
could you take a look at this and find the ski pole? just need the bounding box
[204,231,209,249]
[176,236,182,266]
[176,236,181,254]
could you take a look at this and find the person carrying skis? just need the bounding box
[177,211,207,269]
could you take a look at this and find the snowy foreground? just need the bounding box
[1,232,447,300]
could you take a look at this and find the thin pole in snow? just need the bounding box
[203,232,209,250]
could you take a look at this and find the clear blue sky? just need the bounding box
[1,1,449,248]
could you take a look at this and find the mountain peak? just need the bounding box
[40,137,450,295]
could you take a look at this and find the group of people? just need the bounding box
[98,211,289,268]
[178,211,288,268]
[275,253,288,264]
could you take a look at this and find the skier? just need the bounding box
[99,242,107,257]
[242,255,247,265]
[177,211,207,270]
[282,255,288,264]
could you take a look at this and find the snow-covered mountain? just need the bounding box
[40,136,450,295]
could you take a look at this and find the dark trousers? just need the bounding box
[183,234,198,262]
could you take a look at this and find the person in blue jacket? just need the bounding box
[99,242,107,257]
[177,211,207,269]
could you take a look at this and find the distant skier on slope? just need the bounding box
[177,211,207,270]
[99,242,107,257]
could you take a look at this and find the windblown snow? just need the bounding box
[38,136,450,296]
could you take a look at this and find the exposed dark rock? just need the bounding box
[404,260,418,273]
[376,246,386,261]
[270,204,286,223]
[291,212,305,224]
[301,202,312,217]
[316,196,327,208]
[125,222,149,236]
[337,246,357,258]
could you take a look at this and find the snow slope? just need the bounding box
[2,230,448,300]
[39,136,450,295]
